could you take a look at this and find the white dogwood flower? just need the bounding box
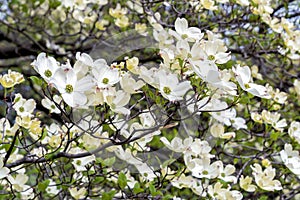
[41,95,62,114]
[108,90,131,115]
[0,118,19,137]
[0,70,24,88]
[160,136,193,153]
[72,155,96,172]
[251,163,282,191]
[171,174,198,189]
[210,123,236,139]
[0,157,9,179]
[239,175,257,192]
[280,144,300,176]
[50,62,94,107]
[120,72,144,94]
[31,52,59,82]
[92,62,120,88]
[200,0,218,10]
[13,93,36,117]
[157,69,191,101]
[261,110,287,132]
[169,18,204,42]
[190,157,222,179]
[288,121,300,144]
[233,65,270,98]
[208,181,243,200]
[7,173,30,192]
[218,163,237,183]
[46,179,60,195]
[200,40,231,64]
[69,187,87,200]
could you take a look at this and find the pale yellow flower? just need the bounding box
[239,175,257,192]
[0,70,24,88]
[210,123,235,139]
[95,19,109,31]
[251,163,282,191]
[262,159,271,167]
[200,0,217,10]
[109,3,127,18]
[251,65,263,80]
[251,112,262,123]
[29,119,42,135]
[16,116,32,129]
[135,23,147,35]
[115,16,129,28]
[126,57,139,74]
[69,187,86,199]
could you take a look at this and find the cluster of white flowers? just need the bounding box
[188,0,300,60]
[251,163,282,191]
[280,144,300,178]
[147,16,271,133]
[32,52,133,115]
[251,109,287,131]
[3,0,300,198]
[160,135,243,198]
[35,16,268,114]
[30,16,278,183]
[288,121,300,144]
[28,16,283,199]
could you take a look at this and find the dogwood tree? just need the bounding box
[0,0,299,199]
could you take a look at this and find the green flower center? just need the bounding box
[208,55,215,61]
[44,70,52,78]
[221,173,226,177]
[65,84,73,93]
[181,34,188,39]
[163,86,171,95]
[102,78,109,84]
[76,160,81,165]
[202,170,208,175]
[19,106,25,112]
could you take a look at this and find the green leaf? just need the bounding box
[149,182,162,196]
[94,177,104,184]
[103,157,116,167]
[178,58,184,68]
[117,172,127,190]
[259,195,268,200]
[270,131,279,141]
[49,0,61,8]
[38,179,50,192]
[29,76,44,87]
[133,182,144,194]
[102,190,116,200]
[149,183,156,195]
[249,14,259,22]
[162,195,173,200]
[233,158,239,165]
